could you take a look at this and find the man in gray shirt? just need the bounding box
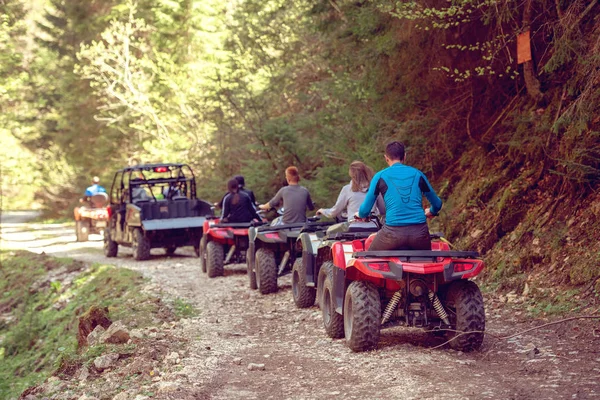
[259,166,315,224]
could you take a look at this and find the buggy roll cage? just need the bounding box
[109,163,198,205]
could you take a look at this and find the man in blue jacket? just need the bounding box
[84,176,106,197]
[357,141,442,251]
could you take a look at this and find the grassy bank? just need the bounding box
[0,250,169,399]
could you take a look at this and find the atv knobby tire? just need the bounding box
[164,246,177,256]
[344,280,381,352]
[246,249,257,290]
[321,262,344,339]
[75,220,90,242]
[132,228,151,261]
[199,236,207,273]
[103,226,118,257]
[292,258,316,308]
[206,241,224,278]
[444,280,485,351]
[316,263,329,309]
[256,248,277,295]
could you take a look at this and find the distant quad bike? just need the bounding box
[199,218,265,278]
[104,163,213,261]
[73,192,110,242]
[316,216,486,352]
[246,217,334,295]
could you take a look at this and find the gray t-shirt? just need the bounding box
[268,185,315,224]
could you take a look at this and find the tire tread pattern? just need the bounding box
[256,248,277,294]
[292,258,316,308]
[206,241,225,278]
[104,227,118,257]
[132,228,150,261]
[322,262,344,338]
[345,281,381,352]
[445,280,485,351]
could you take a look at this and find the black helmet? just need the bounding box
[234,175,245,187]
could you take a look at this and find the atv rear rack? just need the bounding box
[352,250,481,260]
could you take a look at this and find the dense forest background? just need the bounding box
[1,0,599,297]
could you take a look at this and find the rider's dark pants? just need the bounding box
[368,223,431,251]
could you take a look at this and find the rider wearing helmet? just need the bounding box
[357,141,442,251]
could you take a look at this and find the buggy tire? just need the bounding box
[321,262,344,339]
[444,280,485,351]
[103,226,118,258]
[246,249,257,290]
[132,228,151,261]
[75,220,90,242]
[256,248,277,295]
[199,236,207,273]
[344,281,381,352]
[206,241,224,278]
[164,246,177,256]
[292,258,316,308]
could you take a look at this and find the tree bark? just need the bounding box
[522,0,544,102]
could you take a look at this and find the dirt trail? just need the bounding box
[2,212,600,399]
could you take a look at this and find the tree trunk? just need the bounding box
[522,0,544,102]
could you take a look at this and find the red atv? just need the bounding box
[73,193,109,242]
[317,216,485,352]
[200,218,265,278]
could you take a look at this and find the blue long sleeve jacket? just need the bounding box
[358,163,442,226]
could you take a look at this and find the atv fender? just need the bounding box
[299,233,316,286]
[125,204,142,227]
[332,266,346,315]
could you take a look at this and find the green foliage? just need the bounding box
[0,251,158,398]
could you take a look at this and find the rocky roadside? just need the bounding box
[1,219,599,400]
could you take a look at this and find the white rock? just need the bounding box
[87,325,106,346]
[130,329,144,339]
[101,321,130,344]
[157,381,179,393]
[76,366,89,382]
[247,363,266,371]
[112,392,131,400]
[94,353,119,370]
[165,352,180,363]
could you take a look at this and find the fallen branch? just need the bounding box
[427,315,600,351]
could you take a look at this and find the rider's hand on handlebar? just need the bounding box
[353,213,367,222]
[425,208,435,219]
[258,203,270,211]
[316,208,324,216]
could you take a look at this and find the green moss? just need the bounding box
[0,251,162,399]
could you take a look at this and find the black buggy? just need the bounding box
[104,163,213,260]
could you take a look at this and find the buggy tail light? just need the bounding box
[453,262,474,273]
[367,262,390,272]
[265,233,280,239]
[154,166,169,173]
[107,207,112,218]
